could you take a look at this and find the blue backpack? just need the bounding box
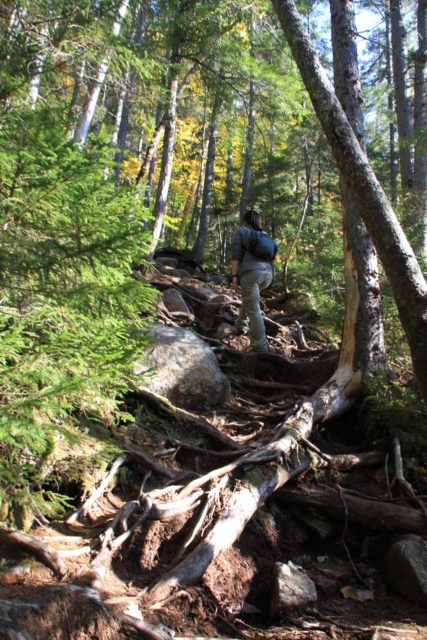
[247,230,277,262]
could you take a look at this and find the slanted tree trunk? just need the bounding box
[271,0,427,402]
[413,0,427,257]
[390,0,414,189]
[192,94,221,263]
[239,78,256,222]
[385,11,399,204]
[73,0,130,146]
[330,0,386,378]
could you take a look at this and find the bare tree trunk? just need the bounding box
[185,103,209,249]
[177,182,198,243]
[330,0,387,377]
[67,59,87,140]
[27,23,49,108]
[150,67,179,256]
[385,11,399,204]
[390,0,414,189]
[271,0,427,402]
[192,94,221,263]
[413,0,427,257]
[114,4,146,180]
[224,141,234,210]
[73,0,130,146]
[239,79,256,222]
[136,116,165,186]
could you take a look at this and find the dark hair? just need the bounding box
[243,209,262,231]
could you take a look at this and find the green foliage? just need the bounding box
[0,99,157,525]
[360,374,427,462]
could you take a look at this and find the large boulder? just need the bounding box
[135,324,231,409]
[384,534,427,605]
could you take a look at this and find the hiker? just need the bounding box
[231,210,277,353]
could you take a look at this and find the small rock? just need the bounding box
[384,534,427,605]
[162,288,192,315]
[295,510,334,540]
[215,322,236,341]
[270,561,317,616]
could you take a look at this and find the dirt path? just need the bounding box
[1,260,427,640]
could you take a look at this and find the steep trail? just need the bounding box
[0,254,427,640]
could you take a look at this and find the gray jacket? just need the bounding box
[231,227,275,277]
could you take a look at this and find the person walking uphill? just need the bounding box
[231,210,277,353]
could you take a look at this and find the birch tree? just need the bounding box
[73,0,130,146]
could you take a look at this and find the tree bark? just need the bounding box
[27,23,49,108]
[390,0,414,189]
[271,0,427,403]
[73,0,130,146]
[330,0,387,377]
[413,0,427,257]
[239,78,256,221]
[192,94,221,263]
[278,486,427,534]
[149,65,179,256]
[385,11,399,204]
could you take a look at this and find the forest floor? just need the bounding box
[1,254,427,640]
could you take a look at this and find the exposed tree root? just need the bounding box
[66,455,126,525]
[0,525,68,578]
[131,386,243,450]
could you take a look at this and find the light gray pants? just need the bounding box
[236,269,272,352]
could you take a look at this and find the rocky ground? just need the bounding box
[1,250,427,640]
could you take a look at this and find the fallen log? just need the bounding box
[276,485,427,534]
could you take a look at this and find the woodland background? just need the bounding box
[1,0,427,526]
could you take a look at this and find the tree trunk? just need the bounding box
[27,23,49,108]
[150,66,179,256]
[177,182,198,243]
[271,0,427,402]
[67,59,87,140]
[192,94,221,263]
[330,0,387,377]
[385,11,399,204]
[114,4,146,180]
[224,141,234,210]
[239,78,256,222]
[73,0,130,146]
[390,0,414,189]
[413,0,427,257]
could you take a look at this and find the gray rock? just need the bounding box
[162,288,192,315]
[270,561,317,615]
[155,256,178,268]
[384,534,427,605]
[215,322,236,341]
[135,324,230,409]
